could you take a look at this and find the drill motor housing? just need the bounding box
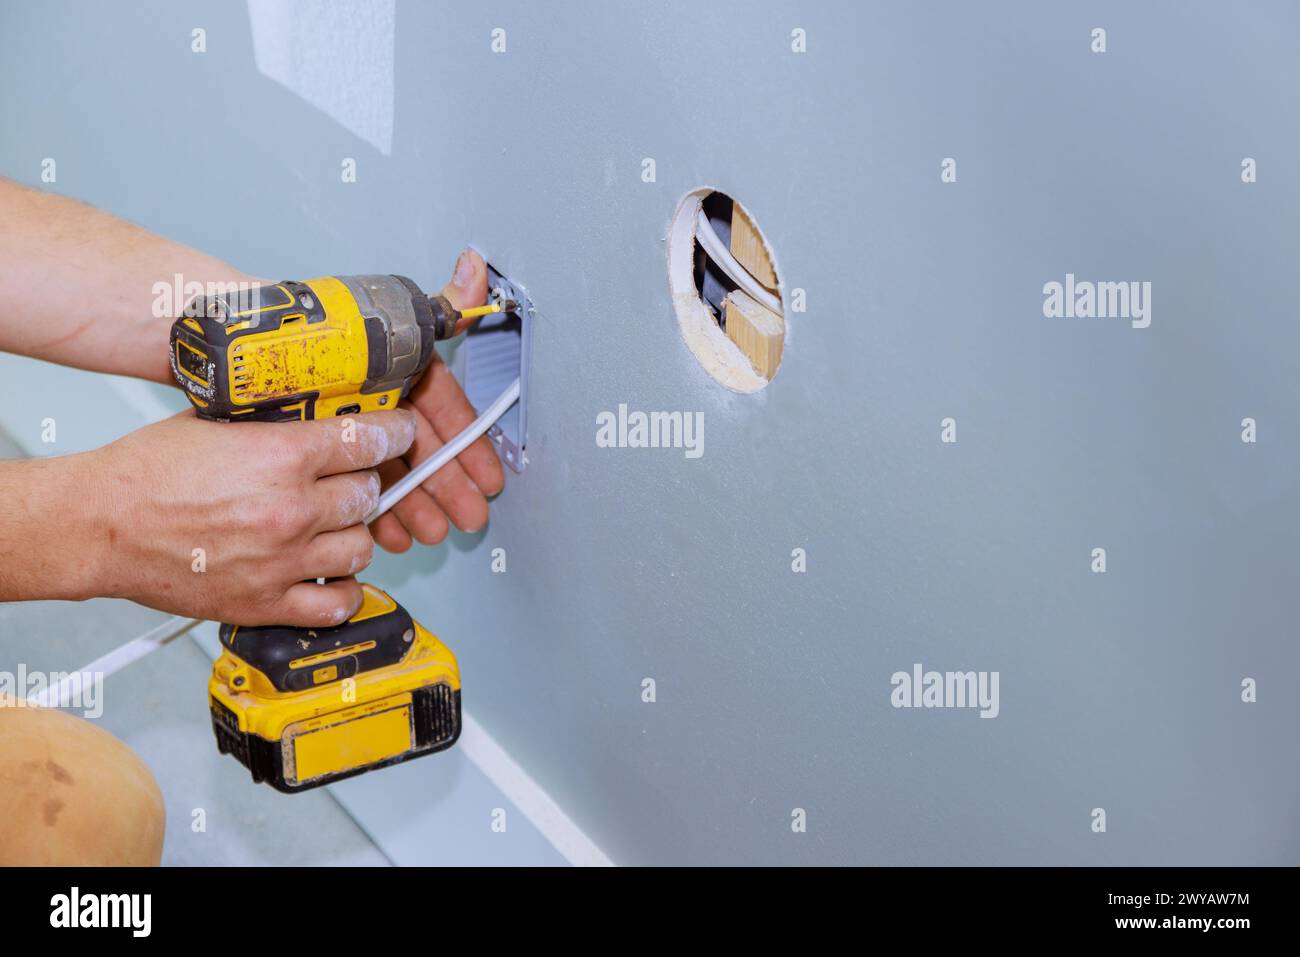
[171,274,456,422]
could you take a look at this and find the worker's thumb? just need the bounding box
[440,248,488,311]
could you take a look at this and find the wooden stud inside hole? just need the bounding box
[667,188,785,391]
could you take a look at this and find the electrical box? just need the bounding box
[460,255,533,473]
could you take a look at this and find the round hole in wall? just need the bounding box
[667,188,785,392]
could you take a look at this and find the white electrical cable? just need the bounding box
[27,615,202,706]
[51,377,522,691]
[368,377,520,523]
[694,208,783,316]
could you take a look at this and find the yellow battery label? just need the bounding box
[289,704,413,784]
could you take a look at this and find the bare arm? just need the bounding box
[0,408,419,624]
[0,176,257,384]
[0,177,504,603]
[0,453,100,604]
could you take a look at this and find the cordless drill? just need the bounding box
[171,274,503,421]
[171,275,504,792]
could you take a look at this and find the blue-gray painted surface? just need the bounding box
[1,0,1296,864]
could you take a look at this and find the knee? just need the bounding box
[0,695,165,866]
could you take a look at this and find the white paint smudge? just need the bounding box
[247,0,396,155]
[349,414,415,467]
[348,545,372,574]
[336,471,382,527]
[323,603,351,625]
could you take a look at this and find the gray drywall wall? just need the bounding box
[2,0,1298,865]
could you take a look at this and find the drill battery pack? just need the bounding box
[208,584,461,793]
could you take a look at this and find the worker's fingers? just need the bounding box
[439,248,489,312]
[401,395,490,534]
[374,458,450,546]
[312,470,381,534]
[389,486,450,545]
[407,356,505,497]
[370,512,413,554]
[351,250,498,548]
[305,409,417,477]
[299,525,376,581]
[266,578,364,629]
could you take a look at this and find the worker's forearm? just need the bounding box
[0,177,257,384]
[0,453,107,603]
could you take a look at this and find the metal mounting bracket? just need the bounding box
[460,253,533,473]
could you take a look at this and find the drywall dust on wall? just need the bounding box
[1,0,1299,866]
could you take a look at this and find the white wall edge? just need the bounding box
[459,711,613,867]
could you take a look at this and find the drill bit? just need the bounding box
[457,301,513,320]
[449,299,519,336]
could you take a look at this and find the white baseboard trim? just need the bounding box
[458,711,613,867]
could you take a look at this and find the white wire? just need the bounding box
[368,377,520,523]
[694,208,783,316]
[27,615,201,705]
[48,377,522,693]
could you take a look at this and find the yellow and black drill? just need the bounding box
[171,275,507,792]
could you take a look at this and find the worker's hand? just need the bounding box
[369,249,506,552]
[84,408,418,626]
